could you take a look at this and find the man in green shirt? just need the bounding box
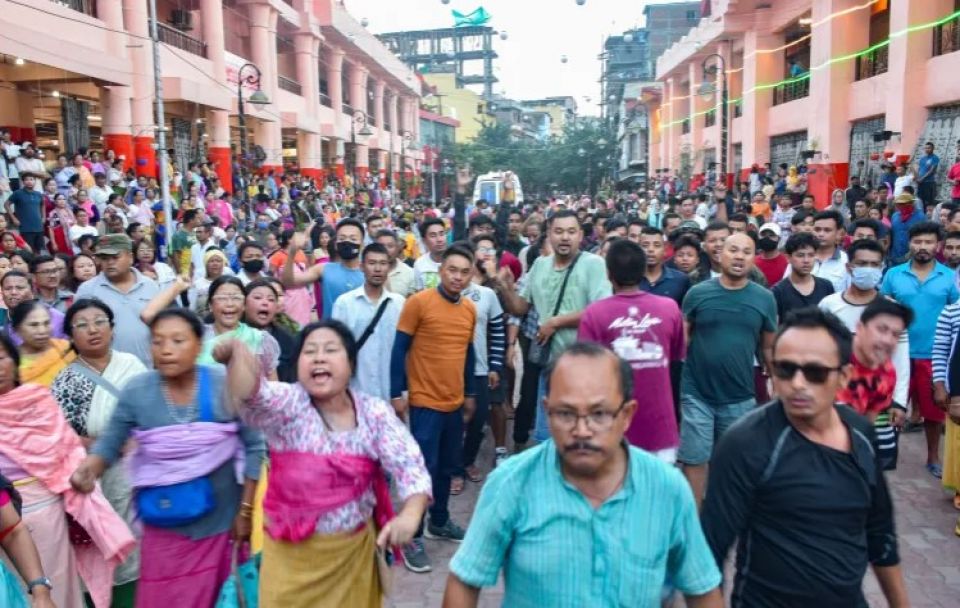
[169,208,202,276]
[679,232,777,507]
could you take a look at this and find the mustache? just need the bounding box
[565,441,602,453]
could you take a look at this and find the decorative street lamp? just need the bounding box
[237,62,269,230]
[698,53,728,188]
[351,112,374,188]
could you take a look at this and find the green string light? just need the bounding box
[658,9,960,131]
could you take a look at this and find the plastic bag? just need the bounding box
[215,547,260,608]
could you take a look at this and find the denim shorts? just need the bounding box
[677,393,756,465]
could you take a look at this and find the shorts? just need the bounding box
[677,394,756,465]
[488,377,507,405]
[910,358,945,423]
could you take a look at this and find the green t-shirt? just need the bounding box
[521,252,612,357]
[170,228,197,275]
[681,278,777,405]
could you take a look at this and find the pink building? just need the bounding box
[0,0,423,191]
[655,0,960,205]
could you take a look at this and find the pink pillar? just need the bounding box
[98,0,133,168]
[687,62,703,173]
[201,0,226,82]
[740,32,782,170]
[349,64,370,179]
[885,0,950,156]
[664,78,676,173]
[373,79,386,131]
[249,3,282,174]
[123,0,156,177]
[326,46,345,113]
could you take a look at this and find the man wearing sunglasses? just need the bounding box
[701,308,908,607]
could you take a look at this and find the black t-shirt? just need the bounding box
[771,276,835,321]
[701,401,898,608]
[268,324,298,383]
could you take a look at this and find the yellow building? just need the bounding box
[520,97,578,138]
[422,73,491,142]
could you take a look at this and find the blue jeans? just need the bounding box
[533,370,550,443]
[460,376,491,471]
[409,405,464,532]
[677,394,756,465]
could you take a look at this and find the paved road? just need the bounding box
[388,427,959,607]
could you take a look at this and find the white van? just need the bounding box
[472,171,524,206]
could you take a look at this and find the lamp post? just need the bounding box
[397,130,418,202]
[236,63,270,231]
[350,111,374,191]
[147,0,174,255]
[698,53,727,189]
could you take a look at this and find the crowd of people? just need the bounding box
[0,133,958,607]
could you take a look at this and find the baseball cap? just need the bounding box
[95,234,132,255]
[758,222,782,238]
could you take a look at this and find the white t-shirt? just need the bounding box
[462,283,505,376]
[190,240,217,279]
[68,225,99,253]
[413,254,442,291]
[894,174,915,197]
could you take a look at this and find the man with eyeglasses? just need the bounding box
[31,255,73,313]
[702,308,908,607]
[444,341,723,608]
[76,234,159,365]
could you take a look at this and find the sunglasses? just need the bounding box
[771,360,843,384]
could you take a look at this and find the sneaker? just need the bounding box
[494,447,508,468]
[402,539,432,573]
[927,462,944,479]
[424,518,466,542]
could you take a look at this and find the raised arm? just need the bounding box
[140,274,191,324]
[282,232,323,288]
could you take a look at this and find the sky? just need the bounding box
[343,0,676,116]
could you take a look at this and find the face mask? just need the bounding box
[242,259,264,274]
[256,221,270,230]
[851,266,882,290]
[336,241,361,260]
[757,237,779,252]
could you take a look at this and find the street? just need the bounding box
[388,425,960,607]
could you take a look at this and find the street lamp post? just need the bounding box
[698,53,728,189]
[147,0,174,254]
[236,63,270,231]
[397,130,418,202]
[350,112,374,192]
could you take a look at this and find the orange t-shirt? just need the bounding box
[397,288,476,411]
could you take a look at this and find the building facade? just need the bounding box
[0,0,423,191]
[656,0,960,205]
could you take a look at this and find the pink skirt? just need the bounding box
[136,526,231,608]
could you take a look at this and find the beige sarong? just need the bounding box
[260,522,381,608]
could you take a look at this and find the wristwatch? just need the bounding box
[26,576,52,594]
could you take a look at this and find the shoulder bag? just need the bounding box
[137,366,218,528]
[527,253,581,367]
[356,298,391,351]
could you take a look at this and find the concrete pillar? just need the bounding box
[740,32,782,172]
[373,79,386,130]
[123,0,156,177]
[687,63,703,174]
[328,137,344,183]
[249,2,282,174]
[295,33,319,109]
[663,78,676,174]
[348,64,370,181]
[326,46,345,114]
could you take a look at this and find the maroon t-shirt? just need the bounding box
[755,253,789,287]
[578,291,685,452]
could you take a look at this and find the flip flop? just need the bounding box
[927,463,943,479]
[465,467,484,483]
[450,477,465,495]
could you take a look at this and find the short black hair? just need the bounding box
[672,233,701,251]
[850,218,881,237]
[336,218,365,239]
[470,233,496,249]
[64,298,115,338]
[208,275,245,301]
[846,238,884,260]
[29,254,56,273]
[662,212,682,225]
[791,209,813,226]
[640,226,663,237]
[11,299,48,330]
[374,228,399,243]
[126,222,142,238]
[546,209,580,228]
[420,216,446,235]
[295,319,358,376]
[605,239,646,287]
[442,244,474,264]
[603,218,626,233]
[784,231,818,255]
[150,307,205,339]
[908,220,942,241]
[238,241,264,259]
[729,213,749,224]
[545,341,633,403]
[775,307,852,367]
[813,210,844,230]
[861,298,914,329]
[244,278,280,298]
[361,242,389,260]
[0,270,29,289]
[181,209,201,224]
[704,221,730,237]
[945,230,960,242]
[470,214,495,228]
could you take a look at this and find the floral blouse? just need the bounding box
[242,382,432,534]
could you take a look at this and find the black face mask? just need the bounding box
[336,241,361,260]
[242,259,264,274]
[757,237,779,252]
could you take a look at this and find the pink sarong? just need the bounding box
[136,527,231,608]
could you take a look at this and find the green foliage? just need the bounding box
[448,120,618,197]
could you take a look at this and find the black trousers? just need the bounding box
[512,334,543,445]
[20,231,45,254]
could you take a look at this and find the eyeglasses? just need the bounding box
[547,401,627,431]
[72,317,111,332]
[212,294,245,304]
[477,247,496,254]
[771,360,843,384]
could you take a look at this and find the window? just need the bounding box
[687,10,697,21]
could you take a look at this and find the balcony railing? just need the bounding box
[933,13,960,57]
[278,75,302,96]
[156,22,207,58]
[319,92,331,107]
[772,78,810,106]
[681,119,690,135]
[855,46,889,80]
[704,109,716,128]
[50,0,95,16]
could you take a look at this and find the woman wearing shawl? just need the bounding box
[52,299,147,606]
[70,308,266,608]
[0,332,136,608]
[214,320,431,608]
[190,249,231,315]
[141,275,281,380]
[13,301,75,387]
[45,193,75,256]
[0,474,56,607]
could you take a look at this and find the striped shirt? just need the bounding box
[932,301,960,392]
[450,441,721,606]
[463,283,506,375]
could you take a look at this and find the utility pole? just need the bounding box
[148,0,174,257]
